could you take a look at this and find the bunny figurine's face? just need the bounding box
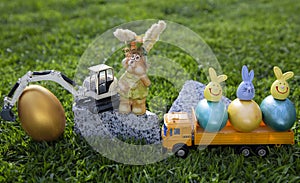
[237,81,255,100]
[236,65,255,100]
[270,66,294,100]
[204,68,227,102]
[123,52,148,76]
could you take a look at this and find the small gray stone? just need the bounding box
[169,80,231,114]
[73,104,161,144]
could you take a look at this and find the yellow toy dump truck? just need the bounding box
[161,109,295,158]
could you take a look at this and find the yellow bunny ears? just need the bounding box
[270,66,294,100]
[204,67,228,102]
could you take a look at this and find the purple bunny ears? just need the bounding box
[242,65,254,82]
[237,65,255,100]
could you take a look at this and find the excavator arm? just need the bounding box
[1,70,78,121]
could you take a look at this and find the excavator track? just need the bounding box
[75,94,120,114]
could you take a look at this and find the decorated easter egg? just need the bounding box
[228,99,262,132]
[270,66,294,100]
[18,85,66,141]
[195,99,228,132]
[260,95,296,131]
[204,68,227,102]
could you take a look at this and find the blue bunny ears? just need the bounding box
[237,65,255,100]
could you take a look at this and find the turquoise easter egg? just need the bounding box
[260,95,296,131]
[195,99,228,132]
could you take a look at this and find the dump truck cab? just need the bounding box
[162,112,194,157]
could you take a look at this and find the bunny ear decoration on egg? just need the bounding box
[242,65,254,82]
[217,75,228,83]
[273,66,294,80]
[208,68,227,83]
[273,66,283,79]
[208,67,218,82]
[283,72,294,80]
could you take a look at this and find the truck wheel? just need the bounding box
[238,146,251,157]
[255,146,268,157]
[172,144,189,159]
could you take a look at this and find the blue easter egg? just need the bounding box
[260,95,296,131]
[195,99,228,132]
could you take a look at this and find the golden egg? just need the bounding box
[18,85,66,141]
[228,99,262,132]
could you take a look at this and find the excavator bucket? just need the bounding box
[1,106,16,122]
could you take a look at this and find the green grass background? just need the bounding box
[0,0,299,182]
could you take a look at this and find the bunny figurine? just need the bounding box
[203,67,227,102]
[195,67,228,132]
[113,21,166,115]
[236,65,255,100]
[270,66,294,100]
[260,66,296,131]
[228,65,262,132]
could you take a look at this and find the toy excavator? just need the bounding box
[1,64,119,121]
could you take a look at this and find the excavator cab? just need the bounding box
[88,64,115,95]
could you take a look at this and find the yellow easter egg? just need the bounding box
[228,99,262,132]
[18,85,66,141]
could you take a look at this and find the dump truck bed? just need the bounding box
[192,109,295,146]
[193,125,294,145]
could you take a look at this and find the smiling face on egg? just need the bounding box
[204,82,223,101]
[271,79,290,100]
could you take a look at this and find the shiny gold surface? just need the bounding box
[228,99,262,132]
[18,85,66,141]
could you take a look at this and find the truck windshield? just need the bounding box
[163,124,167,136]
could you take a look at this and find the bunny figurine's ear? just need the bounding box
[241,65,249,81]
[113,29,137,42]
[208,67,218,82]
[241,65,254,81]
[273,66,283,79]
[249,70,254,81]
[283,71,294,81]
[143,20,166,53]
